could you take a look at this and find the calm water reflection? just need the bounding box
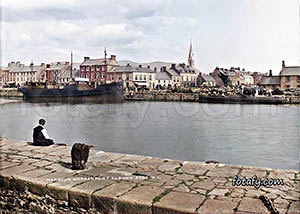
[0,99,299,170]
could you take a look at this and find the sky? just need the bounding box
[0,0,299,74]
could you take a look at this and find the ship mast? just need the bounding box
[70,51,73,80]
[30,60,33,83]
[104,47,107,84]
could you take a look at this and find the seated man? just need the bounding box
[33,119,54,146]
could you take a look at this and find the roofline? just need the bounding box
[280,74,300,76]
[283,66,300,68]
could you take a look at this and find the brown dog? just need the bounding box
[71,143,93,170]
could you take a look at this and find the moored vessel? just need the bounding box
[18,81,123,103]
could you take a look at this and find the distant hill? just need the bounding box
[118,60,174,70]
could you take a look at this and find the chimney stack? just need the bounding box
[269,69,272,77]
[8,62,15,67]
[147,65,150,69]
[161,66,167,72]
[110,55,116,60]
[171,63,176,69]
[282,60,285,68]
[154,67,157,73]
[84,56,90,61]
[139,65,142,68]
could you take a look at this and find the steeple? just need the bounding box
[187,39,194,68]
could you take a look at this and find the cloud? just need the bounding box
[92,24,143,44]
[1,0,81,10]
[0,0,299,74]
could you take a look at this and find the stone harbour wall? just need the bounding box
[125,92,300,104]
[0,89,23,98]
[0,188,96,214]
[0,138,299,214]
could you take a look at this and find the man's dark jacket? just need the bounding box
[33,125,53,146]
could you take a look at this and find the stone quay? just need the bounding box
[0,138,299,214]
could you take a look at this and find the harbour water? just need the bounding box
[0,98,299,170]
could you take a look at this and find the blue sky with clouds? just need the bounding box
[1,0,299,74]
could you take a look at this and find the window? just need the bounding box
[135,75,138,80]
[126,74,129,80]
[286,76,290,82]
[144,75,146,80]
[298,76,300,83]
[118,76,122,80]
[149,75,152,80]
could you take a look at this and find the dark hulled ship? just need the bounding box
[18,81,123,103]
[18,50,124,103]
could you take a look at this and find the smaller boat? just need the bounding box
[198,95,285,104]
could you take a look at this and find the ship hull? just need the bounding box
[198,95,285,104]
[18,82,123,103]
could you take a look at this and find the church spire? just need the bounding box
[187,39,194,68]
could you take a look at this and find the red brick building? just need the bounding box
[79,55,119,86]
[0,67,3,88]
[279,61,300,89]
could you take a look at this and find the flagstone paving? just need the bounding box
[0,138,299,214]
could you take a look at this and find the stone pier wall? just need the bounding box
[0,89,23,98]
[126,92,197,102]
[0,138,299,214]
[125,92,300,104]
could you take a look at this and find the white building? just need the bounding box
[243,74,254,85]
[133,65,155,89]
[3,61,45,87]
[155,72,172,89]
[166,66,180,88]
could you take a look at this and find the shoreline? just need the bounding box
[124,92,300,105]
[0,138,299,213]
[1,91,299,105]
